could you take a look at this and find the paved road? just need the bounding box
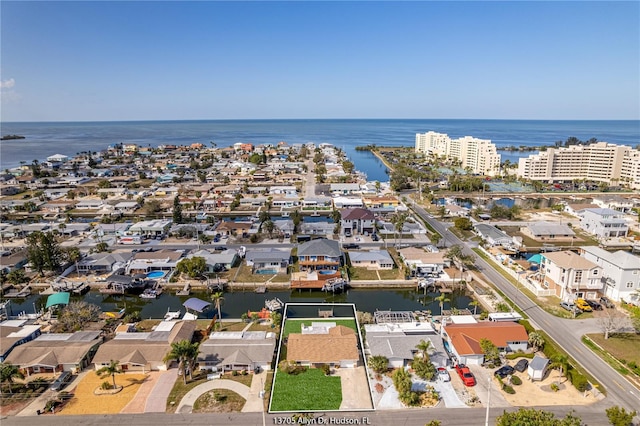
[409,198,640,413]
[0,406,613,426]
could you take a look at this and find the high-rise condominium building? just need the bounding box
[517,142,640,189]
[415,131,501,176]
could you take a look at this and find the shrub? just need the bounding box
[100,381,111,390]
[321,364,331,376]
[375,383,384,393]
[232,370,238,376]
[479,311,489,320]
[569,370,589,392]
[510,375,522,385]
[551,383,559,392]
[502,384,515,394]
[506,352,535,360]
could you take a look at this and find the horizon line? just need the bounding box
[2,117,639,124]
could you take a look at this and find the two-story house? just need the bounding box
[340,208,376,236]
[579,208,629,239]
[297,238,342,272]
[580,246,640,303]
[541,250,603,301]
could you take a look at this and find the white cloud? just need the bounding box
[1,78,16,89]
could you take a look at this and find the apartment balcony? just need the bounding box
[568,280,604,291]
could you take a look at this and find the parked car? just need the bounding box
[585,300,603,311]
[560,301,578,313]
[514,359,529,373]
[437,367,451,382]
[455,364,476,386]
[371,233,380,241]
[213,246,226,251]
[575,298,593,312]
[600,297,615,309]
[494,365,515,379]
[50,371,72,391]
[343,243,360,250]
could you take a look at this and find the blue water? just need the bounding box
[318,270,337,275]
[255,269,278,275]
[1,119,638,181]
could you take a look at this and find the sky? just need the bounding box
[0,1,639,122]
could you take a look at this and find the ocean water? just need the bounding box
[1,119,639,181]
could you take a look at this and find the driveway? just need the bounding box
[176,379,252,414]
[413,377,466,408]
[335,366,373,410]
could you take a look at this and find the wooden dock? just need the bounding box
[176,283,191,296]
[255,286,267,294]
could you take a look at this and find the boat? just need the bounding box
[265,297,283,312]
[418,278,435,289]
[311,210,320,217]
[164,307,181,321]
[321,278,347,292]
[140,287,162,299]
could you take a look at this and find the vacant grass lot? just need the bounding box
[587,333,640,366]
[282,318,357,338]
[270,368,342,412]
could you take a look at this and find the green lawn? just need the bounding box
[586,333,640,367]
[282,318,358,338]
[270,368,342,411]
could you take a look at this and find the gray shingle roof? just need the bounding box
[297,238,341,257]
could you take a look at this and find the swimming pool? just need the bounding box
[146,271,166,279]
[256,269,278,275]
[318,270,337,275]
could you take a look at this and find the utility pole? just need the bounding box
[485,376,491,426]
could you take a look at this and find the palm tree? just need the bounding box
[435,293,450,315]
[528,331,545,352]
[262,220,275,238]
[550,354,568,387]
[0,363,24,395]
[163,340,200,384]
[211,291,225,326]
[96,360,123,390]
[416,339,433,361]
[392,212,408,248]
[469,300,480,315]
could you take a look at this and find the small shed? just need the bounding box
[527,355,550,381]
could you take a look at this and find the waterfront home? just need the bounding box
[76,251,133,275]
[474,223,514,248]
[592,196,634,213]
[361,195,399,211]
[349,250,394,270]
[4,331,102,375]
[185,249,240,272]
[330,183,361,195]
[579,208,629,238]
[564,203,599,217]
[299,221,334,236]
[197,330,277,373]
[125,249,184,275]
[128,219,172,238]
[0,249,29,273]
[398,247,449,276]
[0,320,42,362]
[93,320,196,372]
[364,323,446,368]
[287,324,360,368]
[340,207,375,236]
[580,246,640,302]
[520,221,575,242]
[113,201,140,213]
[538,250,603,301]
[297,238,342,272]
[333,196,364,209]
[442,322,528,365]
[215,221,252,238]
[245,248,291,274]
[75,199,107,210]
[272,219,294,238]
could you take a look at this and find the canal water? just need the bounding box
[5,288,474,320]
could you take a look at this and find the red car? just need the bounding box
[455,364,476,386]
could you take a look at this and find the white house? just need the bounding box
[579,208,629,239]
[349,250,394,270]
[580,246,640,303]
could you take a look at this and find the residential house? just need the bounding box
[245,249,291,274]
[361,195,399,211]
[4,331,102,375]
[442,322,529,365]
[197,331,277,372]
[340,208,376,236]
[333,197,364,209]
[592,196,634,213]
[364,322,447,368]
[579,208,629,238]
[287,324,360,368]
[0,320,42,362]
[128,219,172,238]
[564,203,598,217]
[0,249,29,273]
[474,224,514,247]
[349,250,394,270]
[76,252,133,275]
[125,249,184,274]
[93,320,196,372]
[521,221,576,242]
[580,246,640,302]
[113,201,140,213]
[398,247,449,276]
[539,250,603,301]
[186,249,239,272]
[330,183,361,195]
[297,238,342,272]
[215,221,252,238]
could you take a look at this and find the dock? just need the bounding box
[321,278,347,292]
[176,283,191,296]
[4,286,32,298]
[255,286,267,294]
[265,297,283,311]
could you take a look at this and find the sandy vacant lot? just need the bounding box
[497,369,602,407]
[62,372,149,415]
